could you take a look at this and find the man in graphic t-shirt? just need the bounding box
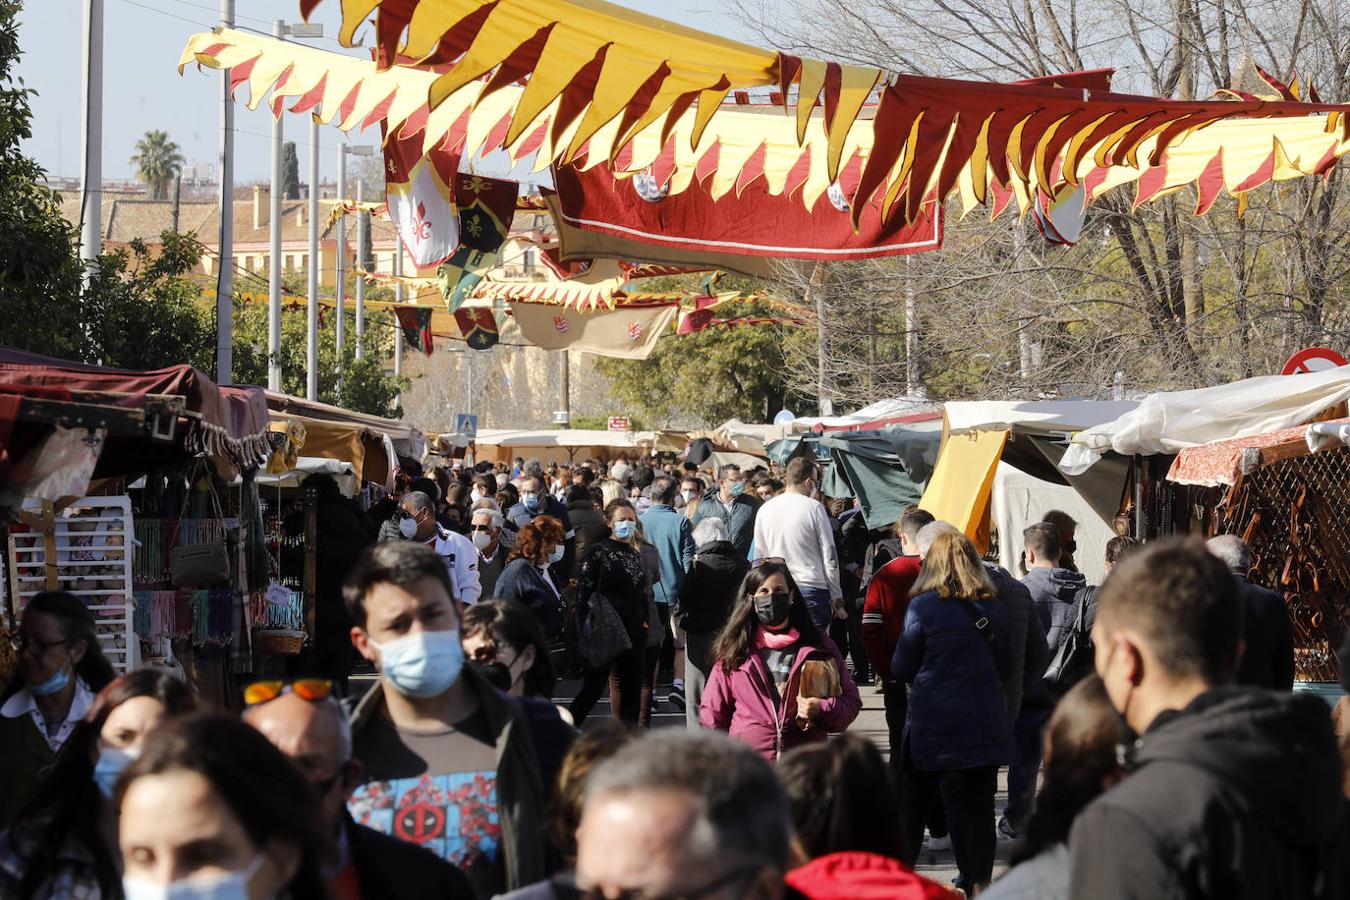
[343,541,573,896]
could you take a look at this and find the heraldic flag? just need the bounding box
[454,308,499,350]
[440,174,519,312]
[383,133,460,268]
[393,307,435,356]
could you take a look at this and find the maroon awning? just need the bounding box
[0,348,271,469]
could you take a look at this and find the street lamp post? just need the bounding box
[268,20,324,394]
[339,145,377,363]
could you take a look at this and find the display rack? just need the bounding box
[7,496,139,673]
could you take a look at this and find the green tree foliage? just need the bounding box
[229,286,408,418]
[281,142,300,200]
[129,130,184,200]
[593,276,806,426]
[0,0,89,361]
[83,231,215,371]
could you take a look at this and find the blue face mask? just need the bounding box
[612,520,636,540]
[549,545,565,564]
[522,493,541,511]
[372,629,464,699]
[729,481,745,497]
[29,665,70,697]
[123,854,263,900]
[94,746,138,800]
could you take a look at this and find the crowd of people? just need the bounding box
[0,447,1347,899]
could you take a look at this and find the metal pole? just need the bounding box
[306,117,320,400]
[78,0,103,269]
[560,351,570,423]
[393,241,404,378]
[335,144,346,388]
[267,19,285,392]
[355,178,366,359]
[215,0,234,384]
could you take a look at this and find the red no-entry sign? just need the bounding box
[1281,347,1348,375]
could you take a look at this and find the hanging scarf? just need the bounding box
[753,624,801,651]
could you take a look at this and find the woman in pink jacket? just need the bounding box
[700,560,861,761]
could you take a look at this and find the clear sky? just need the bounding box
[16,0,746,186]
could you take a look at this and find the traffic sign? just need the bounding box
[608,416,630,432]
[454,413,478,438]
[1281,347,1348,376]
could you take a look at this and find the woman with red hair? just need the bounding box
[495,515,567,637]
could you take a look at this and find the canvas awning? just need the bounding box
[473,428,664,464]
[919,429,1009,551]
[1060,367,1350,476]
[942,400,1136,526]
[267,414,392,487]
[264,392,423,459]
[818,428,943,531]
[0,347,271,470]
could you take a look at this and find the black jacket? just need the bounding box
[1233,576,1295,690]
[346,815,478,899]
[1068,687,1349,900]
[675,540,750,634]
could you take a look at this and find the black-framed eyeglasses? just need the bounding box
[576,863,761,900]
[470,524,494,533]
[749,556,785,569]
[10,635,69,658]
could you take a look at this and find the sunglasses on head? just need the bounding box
[750,556,786,569]
[243,678,333,707]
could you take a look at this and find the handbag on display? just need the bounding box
[169,466,230,588]
[577,552,632,668]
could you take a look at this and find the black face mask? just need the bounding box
[752,591,792,628]
[472,660,513,692]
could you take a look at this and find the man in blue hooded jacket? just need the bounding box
[690,464,760,559]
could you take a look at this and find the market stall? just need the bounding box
[1169,418,1350,683]
[471,428,670,465]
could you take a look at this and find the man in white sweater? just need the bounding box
[752,457,842,629]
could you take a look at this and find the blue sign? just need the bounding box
[455,414,478,438]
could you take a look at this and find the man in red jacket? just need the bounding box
[862,507,933,780]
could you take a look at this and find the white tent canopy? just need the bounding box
[788,397,939,432]
[945,400,1140,437]
[252,458,359,496]
[1060,367,1350,475]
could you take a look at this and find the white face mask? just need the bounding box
[471,530,493,551]
[470,489,485,503]
[398,516,419,539]
[681,489,697,503]
[123,854,263,900]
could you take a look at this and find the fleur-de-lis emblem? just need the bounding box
[412,201,432,241]
[462,176,491,194]
[465,215,483,239]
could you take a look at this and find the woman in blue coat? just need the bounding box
[494,515,566,637]
[892,528,1011,897]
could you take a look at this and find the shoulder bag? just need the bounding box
[1043,586,1096,698]
[170,466,231,588]
[578,550,632,669]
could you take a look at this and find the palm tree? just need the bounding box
[129,130,185,200]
